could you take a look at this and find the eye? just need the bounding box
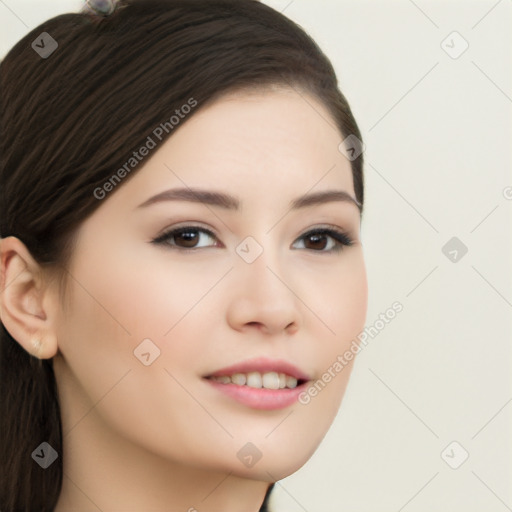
[151,225,353,252]
[292,227,353,252]
[151,225,220,250]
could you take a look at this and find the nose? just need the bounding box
[225,246,301,337]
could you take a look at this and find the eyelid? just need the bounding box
[300,223,352,237]
[153,220,219,237]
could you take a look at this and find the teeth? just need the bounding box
[246,372,262,388]
[231,373,246,386]
[286,376,297,388]
[210,371,300,389]
[262,372,280,390]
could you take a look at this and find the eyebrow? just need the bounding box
[137,187,362,212]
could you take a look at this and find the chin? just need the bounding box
[233,454,313,482]
[228,435,324,482]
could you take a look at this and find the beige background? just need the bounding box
[1,1,511,510]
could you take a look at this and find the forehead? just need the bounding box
[97,87,356,214]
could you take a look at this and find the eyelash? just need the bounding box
[151,224,354,253]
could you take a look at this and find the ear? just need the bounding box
[0,236,59,359]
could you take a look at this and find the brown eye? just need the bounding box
[303,233,328,250]
[152,227,219,249]
[292,228,353,253]
[173,229,201,248]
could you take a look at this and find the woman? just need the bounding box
[0,0,367,510]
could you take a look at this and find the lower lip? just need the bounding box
[205,378,308,410]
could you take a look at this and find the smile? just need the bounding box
[207,371,302,389]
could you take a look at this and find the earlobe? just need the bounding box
[0,236,59,359]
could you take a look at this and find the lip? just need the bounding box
[205,378,309,410]
[204,357,311,381]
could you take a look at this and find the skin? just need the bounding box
[0,87,367,511]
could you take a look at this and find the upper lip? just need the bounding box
[205,357,311,381]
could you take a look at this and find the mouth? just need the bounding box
[203,357,311,410]
[205,372,307,389]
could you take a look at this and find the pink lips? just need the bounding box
[204,357,311,410]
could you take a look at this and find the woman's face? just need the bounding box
[53,87,367,481]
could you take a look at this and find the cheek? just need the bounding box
[55,251,230,435]
[300,248,368,348]
[62,244,219,346]
[334,257,368,342]
[55,262,215,463]
[293,251,367,419]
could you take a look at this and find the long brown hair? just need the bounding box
[0,1,364,510]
